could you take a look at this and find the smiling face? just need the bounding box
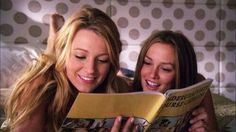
[140,43,176,93]
[65,29,110,93]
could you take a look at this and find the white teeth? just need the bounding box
[80,76,95,81]
[147,80,158,87]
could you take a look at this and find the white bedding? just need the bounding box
[0,42,44,88]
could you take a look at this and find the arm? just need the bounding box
[201,91,219,131]
[189,74,219,131]
[189,91,219,132]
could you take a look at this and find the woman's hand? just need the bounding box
[188,107,209,132]
[45,13,64,54]
[111,116,138,132]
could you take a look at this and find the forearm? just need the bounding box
[201,90,219,131]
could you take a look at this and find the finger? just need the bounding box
[189,127,206,132]
[190,112,208,124]
[132,125,138,132]
[132,125,141,132]
[189,120,207,132]
[192,107,205,115]
[122,117,134,132]
[197,127,207,132]
[111,116,122,132]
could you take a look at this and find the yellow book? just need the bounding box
[59,78,213,132]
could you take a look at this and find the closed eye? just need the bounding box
[161,68,173,72]
[97,59,109,63]
[143,57,152,65]
[143,60,151,65]
[160,65,174,72]
[75,55,86,60]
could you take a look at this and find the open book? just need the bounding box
[59,78,213,132]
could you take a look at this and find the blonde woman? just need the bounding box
[4,7,132,132]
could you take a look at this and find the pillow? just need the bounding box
[0,43,43,88]
[212,93,236,131]
[119,68,134,78]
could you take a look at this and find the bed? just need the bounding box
[0,42,235,131]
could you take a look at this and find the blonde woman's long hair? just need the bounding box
[6,7,123,131]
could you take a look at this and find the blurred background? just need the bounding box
[0,0,235,131]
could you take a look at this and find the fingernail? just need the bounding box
[118,116,122,122]
[189,119,193,124]
[130,117,134,123]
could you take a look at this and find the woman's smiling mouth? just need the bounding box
[78,74,96,82]
[146,80,160,90]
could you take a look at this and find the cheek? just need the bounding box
[160,73,175,85]
[65,61,74,80]
[98,64,110,78]
[140,66,149,77]
[65,58,76,71]
[160,73,175,92]
[65,57,81,76]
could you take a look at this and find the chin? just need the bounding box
[76,87,93,93]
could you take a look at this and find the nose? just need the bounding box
[150,66,159,79]
[84,58,96,74]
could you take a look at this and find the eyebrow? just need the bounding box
[73,48,109,56]
[144,56,175,65]
[73,48,87,52]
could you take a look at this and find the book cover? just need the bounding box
[147,79,213,131]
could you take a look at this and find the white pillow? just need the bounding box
[0,43,43,88]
